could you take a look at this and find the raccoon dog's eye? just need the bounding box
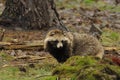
[48,40,58,44]
[62,40,67,44]
[54,40,58,43]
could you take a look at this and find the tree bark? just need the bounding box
[115,0,120,5]
[0,0,68,31]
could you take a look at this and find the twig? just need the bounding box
[35,74,52,78]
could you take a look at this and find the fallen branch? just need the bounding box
[0,40,44,50]
[104,47,120,51]
[14,55,48,60]
[35,74,52,79]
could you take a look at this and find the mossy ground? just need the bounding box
[101,28,120,47]
[0,66,57,80]
[0,52,58,80]
[53,56,120,80]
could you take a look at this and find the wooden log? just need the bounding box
[0,40,44,50]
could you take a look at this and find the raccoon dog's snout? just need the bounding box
[57,41,63,48]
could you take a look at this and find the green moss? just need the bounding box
[65,56,97,66]
[0,66,22,80]
[82,0,96,5]
[0,52,14,67]
[0,63,57,80]
[101,29,120,47]
[53,56,120,80]
[40,76,57,80]
[0,54,58,80]
[75,64,120,80]
[0,51,59,80]
[53,56,99,79]
[0,52,14,61]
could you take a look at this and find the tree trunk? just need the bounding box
[0,0,68,31]
[115,0,120,5]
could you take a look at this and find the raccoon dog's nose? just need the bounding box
[57,42,63,48]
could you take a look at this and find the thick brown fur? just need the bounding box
[44,29,104,63]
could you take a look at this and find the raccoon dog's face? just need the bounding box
[44,29,72,50]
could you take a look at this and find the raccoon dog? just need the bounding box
[44,29,104,63]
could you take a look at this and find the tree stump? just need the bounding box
[0,0,68,31]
